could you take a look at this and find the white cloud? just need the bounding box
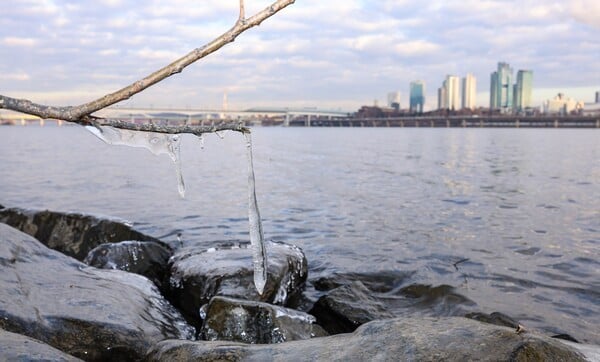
[2,36,37,47]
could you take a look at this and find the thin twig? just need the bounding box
[0,0,294,135]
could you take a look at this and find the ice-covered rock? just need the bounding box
[147,317,588,361]
[0,207,160,260]
[83,240,172,291]
[200,296,327,344]
[0,223,194,361]
[168,240,307,325]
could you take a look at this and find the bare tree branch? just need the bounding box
[0,0,294,136]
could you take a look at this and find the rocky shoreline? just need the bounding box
[0,205,597,361]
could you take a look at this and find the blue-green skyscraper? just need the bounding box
[514,70,533,112]
[409,80,425,113]
[490,62,513,112]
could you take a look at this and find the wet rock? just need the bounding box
[83,240,172,290]
[0,328,83,361]
[147,317,587,361]
[169,240,307,325]
[200,296,327,344]
[0,223,194,361]
[0,206,161,260]
[465,311,520,329]
[309,281,394,334]
[312,271,476,320]
[312,270,414,293]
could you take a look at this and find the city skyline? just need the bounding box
[0,1,598,112]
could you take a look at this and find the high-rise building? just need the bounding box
[409,81,426,113]
[490,62,513,112]
[446,75,460,110]
[513,70,533,112]
[596,91,600,103]
[462,73,476,110]
[387,91,401,110]
[438,80,447,110]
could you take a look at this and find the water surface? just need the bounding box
[1,126,598,343]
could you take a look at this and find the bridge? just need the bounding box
[93,106,350,127]
[2,108,598,128]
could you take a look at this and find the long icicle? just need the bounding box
[244,132,268,294]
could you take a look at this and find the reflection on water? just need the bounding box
[0,126,599,343]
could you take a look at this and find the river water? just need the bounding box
[1,126,599,344]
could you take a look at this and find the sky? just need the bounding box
[1,0,599,112]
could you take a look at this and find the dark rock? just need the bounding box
[552,333,580,343]
[0,223,194,361]
[465,311,520,329]
[309,281,393,334]
[0,206,162,260]
[169,240,307,326]
[312,270,414,293]
[200,296,327,344]
[83,240,172,290]
[146,317,587,361]
[311,271,475,318]
[0,328,83,361]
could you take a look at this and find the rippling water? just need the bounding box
[1,126,599,343]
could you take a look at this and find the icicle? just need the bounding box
[86,125,185,197]
[215,130,226,139]
[244,132,268,295]
[197,135,205,149]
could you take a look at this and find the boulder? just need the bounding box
[0,328,83,361]
[169,240,307,325]
[311,271,476,319]
[0,206,162,260]
[146,317,587,361]
[200,296,327,344]
[309,281,393,334]
[0,223,194,361]
[83,240,172,290]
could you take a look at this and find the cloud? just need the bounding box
[0,0,598,111]
[2,36,37,47]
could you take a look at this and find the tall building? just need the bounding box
[513,70,533,112]
[490,62,513,113]
[438,80,447,110]
[446,75,460,110]
[387,91,401,110]
[462,73,476,110]
[596,91,600,103]
[409,81,426,113]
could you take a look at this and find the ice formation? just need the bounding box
[244,132,268,295]
[87,125,268,294]
[86,125,185,197]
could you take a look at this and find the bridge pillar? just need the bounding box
[461,119,466,127]
[446,120,450,128]
[306,114,311,127]
[284,113,290,127]
[554,119,558,128]
[515,119,520,128]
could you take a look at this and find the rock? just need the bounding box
[83,240,172,290]
[169,240,307,325]
[311,271,476,319]
[0,328,83,361]
[309,281,394,334]
[465,311,520,329]
[200,296,327,344]
[146,317,587,361]
[0,206,162,260]
[0,223,194,361]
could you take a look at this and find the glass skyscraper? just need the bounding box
[514,70,533,112]
[490,62,513,112]
[409,81,425,113]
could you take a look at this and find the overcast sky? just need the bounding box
[1,0,599,112]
